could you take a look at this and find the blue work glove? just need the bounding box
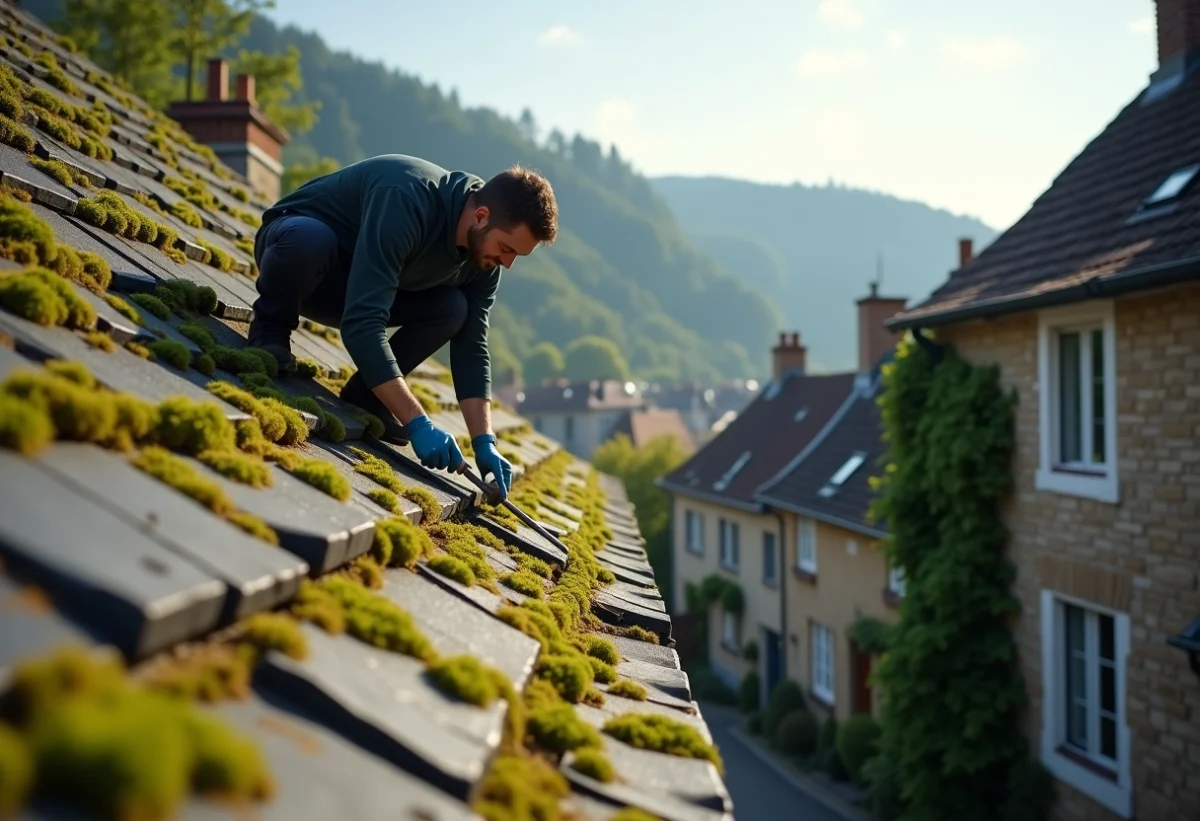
[473,433,513,501]
[406,415,464,472]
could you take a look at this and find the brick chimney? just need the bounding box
[1157,0,1200,66]
[958,237,974,268]
[856,283,907,372]
[167,59,289,202]
[772,331,807,379]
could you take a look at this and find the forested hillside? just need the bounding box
[653,176,999,372]
[27,0,781,386]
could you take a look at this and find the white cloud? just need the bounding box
[538,25,579,46]
[1129,17,1153,35]
[796,49,869,78]
[941,36,1027,70]
[818,0,863,29]
[886,30,906,53]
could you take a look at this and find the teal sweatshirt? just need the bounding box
[262,154,500,400]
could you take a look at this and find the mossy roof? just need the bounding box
[0,4,729,820]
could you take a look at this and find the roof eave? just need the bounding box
[655,478,767,514]
[755,495,887,540]
[887,254,1200,332]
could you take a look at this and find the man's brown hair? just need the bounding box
[477,164,558,244]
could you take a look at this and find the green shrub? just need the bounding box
[738,671,760,714]
[763,679,805,738]
[774,709,818,757]
[836,714,881,784]
[746,710,764,736]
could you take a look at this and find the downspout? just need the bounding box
[773,507,788,698]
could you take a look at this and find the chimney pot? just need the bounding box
[235,74,256,106]
[959,237,974,268]
[772,330,807,378]
[206,59,228,102]
[778,331,787,346]
[789,332,799,347]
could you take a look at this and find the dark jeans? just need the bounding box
[253,214,466,403]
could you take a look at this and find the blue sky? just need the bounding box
[264,0,1158,230]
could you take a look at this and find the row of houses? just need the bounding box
[661,2,1200,817]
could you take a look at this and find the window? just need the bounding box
[684,510,704,555]
[796,519,817,574]
[819,451,867,498]
[719,519,740,571]
[888,563,906,597]
[1040,591,1131,818]
[1144,163,1199,207]
[810,622,834,704]
[564,416,575,443]
[762,531,777,586]
[721,610,738,649]
[1037,303,1118,503]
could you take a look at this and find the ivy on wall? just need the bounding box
[863,335,1054,821]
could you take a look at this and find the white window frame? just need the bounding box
[810,622,834,704]
[888,563,906,597]
[721,610,738,650]
[762,530,778,586]
[1039,590,1132,818]
[796,519,817,574]
[1036,302,1119,504]
[719,518,740,571]
[685,510,704,555]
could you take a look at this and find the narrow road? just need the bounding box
[701,703,848,821]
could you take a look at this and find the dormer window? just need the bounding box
[1129,163,1199,223]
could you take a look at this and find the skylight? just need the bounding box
[794,407,809,422]
[818,451,867,498]
[713,451,753,492]
[1145,164,1199,207]
[763,381,783,401]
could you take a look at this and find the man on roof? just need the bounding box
[248,153,559,500]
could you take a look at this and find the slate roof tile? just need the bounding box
[755,376,889,538]
[892,65,1200,327]
[660,371,855,508]
[0,3,730,816]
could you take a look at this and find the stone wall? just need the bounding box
[940,282,1200,820]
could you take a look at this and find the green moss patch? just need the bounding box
[428,554,475,586]
[525,703,599,755]
[289,580,346,635]
[147,339,190,370]
[288,458,350,502]
[313,575,436,662]
[129,292,170,320]
[0,267,94,330]
[197,448,272,488]
[0,646,273,818]
[426,655,507,707]
[568,747,614,783]
[588,658,617,685]
[580,636,620,666]
[602,714,722,772]
[500,569,545,599]
[366,487,399,512]
[403,485,440,523]
[237,613,307,660]
[607,680,648,702]
[534,654,594,705]
[74,192,182,262]
[154,395,237,455]
[473,753,569,821]
[372,516,435,569]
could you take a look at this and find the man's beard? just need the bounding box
[466,224,492,269]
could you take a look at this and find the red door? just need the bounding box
[851,644,872,714]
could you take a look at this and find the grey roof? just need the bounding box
[0,3,731,818]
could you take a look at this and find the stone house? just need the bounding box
[886,3,1200,816]
[660,332,853,698]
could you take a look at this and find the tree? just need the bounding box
[231,46,320,134]
[171,0,272,101]
[517,108,538,144]
[523,342,563,387]
[281,156,340,196]
[57,0,177,108]
[563,336,630,382]
[592,433,688,610]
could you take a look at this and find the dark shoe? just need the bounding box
[247,317,297,375]
[339,373,409,446]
